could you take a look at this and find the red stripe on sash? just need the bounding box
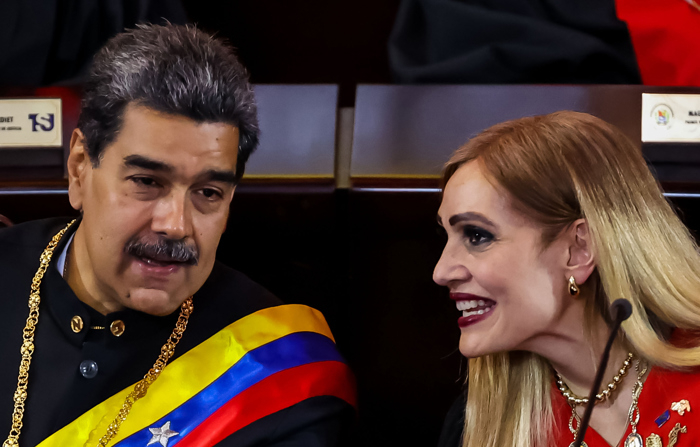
[176,361,356,447]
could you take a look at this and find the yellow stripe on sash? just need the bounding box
[37,304,334,447]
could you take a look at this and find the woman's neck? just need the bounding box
[523,299,641,447]
[525,298,629,396]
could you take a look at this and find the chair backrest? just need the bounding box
[351,84,700,184]
[245,85,338,179]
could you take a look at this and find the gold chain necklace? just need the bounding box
[563,358,647,447]
[567,401,588,447]
[3,220,194,447]
[555,352,634,406]
[623,360,649,447]
[96,297,193,447]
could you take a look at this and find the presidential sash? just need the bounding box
[37,304,356,447]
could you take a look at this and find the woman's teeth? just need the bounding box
[455,299,495,317]
[456,300,487,311]
[462,306,493,317]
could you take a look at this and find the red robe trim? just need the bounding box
[615,0,700,86]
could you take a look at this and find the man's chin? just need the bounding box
[124,288,186,316]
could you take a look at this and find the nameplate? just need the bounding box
[642,93,700,143]
[0,98,63,148]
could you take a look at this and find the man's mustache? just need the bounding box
[124,237,199,266]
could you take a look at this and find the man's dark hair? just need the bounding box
[77,23,259,183]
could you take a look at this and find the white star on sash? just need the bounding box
[147,421,179,447]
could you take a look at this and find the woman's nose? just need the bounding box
[433,244,472,287]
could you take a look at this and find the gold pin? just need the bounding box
[667,423,687,447]
[110,320,125,337]
[70,316,84,333]
[671,400,691,416]
[645,434,662,447]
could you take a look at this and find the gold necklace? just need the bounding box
[623,360,648,447]
[565,358,647,447]
[96,297,193,447]
[3,220,194,447]
[567,401,588,447]
[555,352,634,406]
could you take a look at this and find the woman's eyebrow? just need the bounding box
[448,212,497,228]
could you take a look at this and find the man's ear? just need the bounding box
[67,129,90,211]
[566,218,596,285]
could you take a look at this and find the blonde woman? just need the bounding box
[433,111,700,447]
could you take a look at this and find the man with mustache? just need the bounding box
[0,24,355,447]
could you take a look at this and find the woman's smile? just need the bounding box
[451,293,497,328]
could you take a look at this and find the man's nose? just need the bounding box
[152,190,192,240]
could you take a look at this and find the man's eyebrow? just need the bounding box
[123,155,174,173]
[200,169,237,186]
[448,212,497,228]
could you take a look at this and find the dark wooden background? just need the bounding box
[182,0,401,107]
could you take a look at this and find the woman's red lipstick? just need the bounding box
[450,293,497,328]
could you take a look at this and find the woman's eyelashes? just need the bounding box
[462,225,495,247]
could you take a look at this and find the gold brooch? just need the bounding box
[668,423,687,447]
[646,423,687,447]
[671,400,691,416]
[646,433,662,447]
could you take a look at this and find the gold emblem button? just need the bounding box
[70,316,84,333]
[110,320,125,337]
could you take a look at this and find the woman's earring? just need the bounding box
[568,276,580,297]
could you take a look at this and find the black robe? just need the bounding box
[437,393,466,447]
[389,0,642,84]
[0,218,354,446]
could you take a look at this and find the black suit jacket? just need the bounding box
[0,218,354,446]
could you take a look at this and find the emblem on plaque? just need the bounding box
[652,104,673,127]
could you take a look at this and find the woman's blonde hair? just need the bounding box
[441,111,700,447]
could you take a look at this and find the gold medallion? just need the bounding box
[625,433,644,447]
[645,434,662,447]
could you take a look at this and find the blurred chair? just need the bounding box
[0,214,13,228]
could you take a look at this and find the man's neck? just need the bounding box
[64,227,125,316]
[56,232,76,277]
